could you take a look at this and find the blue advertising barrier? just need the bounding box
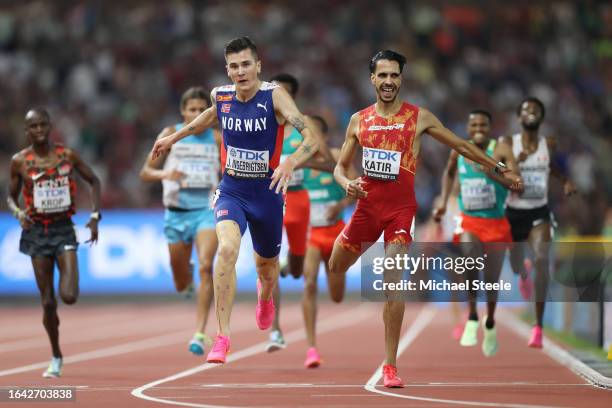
[0,210,361,295]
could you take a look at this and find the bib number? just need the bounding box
[310,201,338,227]
[362,147,401,181]
[172,144,219,188]
[461,178,496,210]
[521,171,547,199]
[34,177,71,213]
[225,145,269,179]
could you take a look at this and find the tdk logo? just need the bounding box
[228,147,266,161]
[369,150,398,161]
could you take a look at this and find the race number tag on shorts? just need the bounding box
[362,147,400,181]
[173,144,219,188]
[280,154,303,186]
[521,171,547,199]
[461,178,496,210]
[34,176,71,213]
[310,201,338,227]
[225,145,269,179]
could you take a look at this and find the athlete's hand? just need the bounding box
[270,157,297,194]
[85,218,99,245]
[16,210,33,230]
[164,169,186,181]
[505,172,524,193]
[152,134,176,159]
[432,206,446,223]
[344,177,367,199]
[563,180,577,196]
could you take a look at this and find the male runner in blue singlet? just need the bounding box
[151,37,323,364]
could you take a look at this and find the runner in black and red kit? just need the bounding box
[7,108,101,378]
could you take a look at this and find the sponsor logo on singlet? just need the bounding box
[225,145,269,178]
[367,123,405,131]
[362,147,401,181]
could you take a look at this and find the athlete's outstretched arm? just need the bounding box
[432,150,459,221]
[151,90,219,158]
[487,141,524,192]
[69,148,102,244]
[140,127,182,182]
[7,154,33,229]
[334,113,367,199]
[419,109,521,188]
[270,86,322,193]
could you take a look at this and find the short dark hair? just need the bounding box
[469,109,492,123]
[180,87,209,109]
[516,97,546,119]
[224,36,258,59]
[369,50,406,74]
[270,73,299,97]
[309,115,328,134]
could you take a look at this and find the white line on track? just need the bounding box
[131,304,375,408]
[363,306,568,408]
[0,310,266,378]
[500,311,612,389]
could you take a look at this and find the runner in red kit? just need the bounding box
[328,50,521,388]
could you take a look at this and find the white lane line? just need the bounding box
[131,304,375,408]
[0,312,267,378]
[500,311,612,390]
[364,306,567,408]
[0,316,192,354]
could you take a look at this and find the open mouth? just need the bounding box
[380,85,395,98]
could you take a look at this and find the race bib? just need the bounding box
[34,176,71,213]
[461,178,496,210]
[173,144,219,188]
[310,201,338,227]
[521,171,547,199]
[280,154,303,186]
[225,145,269,179]
[362,147,401,181]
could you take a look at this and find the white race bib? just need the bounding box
[173,144,219,188]
[310,201,338,227]
[225,145,269,179]
[34,176,71,213]
[461,178,496,210]
[280,154,303,186]
[521,171,547,199]
[362,147,401,181]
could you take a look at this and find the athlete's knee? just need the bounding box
[304,278,317,298]
[60,291,78,305]
[41,296,57,312]
[199,260,213,277]
[217,243,239,264]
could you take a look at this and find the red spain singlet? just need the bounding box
[338,102,419,253]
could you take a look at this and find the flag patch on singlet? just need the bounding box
[221,103,231,113]
[216,209,228,217]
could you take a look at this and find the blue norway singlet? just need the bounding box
[212,81,285,258]
[216,81,284,190]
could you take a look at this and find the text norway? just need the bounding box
[221,116,267,132]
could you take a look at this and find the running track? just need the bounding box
[0,301,610,407]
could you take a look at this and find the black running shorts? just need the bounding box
[505,205,553,242]
[19,219,79,257]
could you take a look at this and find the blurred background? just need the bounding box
[0,1,610,349]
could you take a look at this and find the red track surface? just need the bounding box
[0,301,610,407]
